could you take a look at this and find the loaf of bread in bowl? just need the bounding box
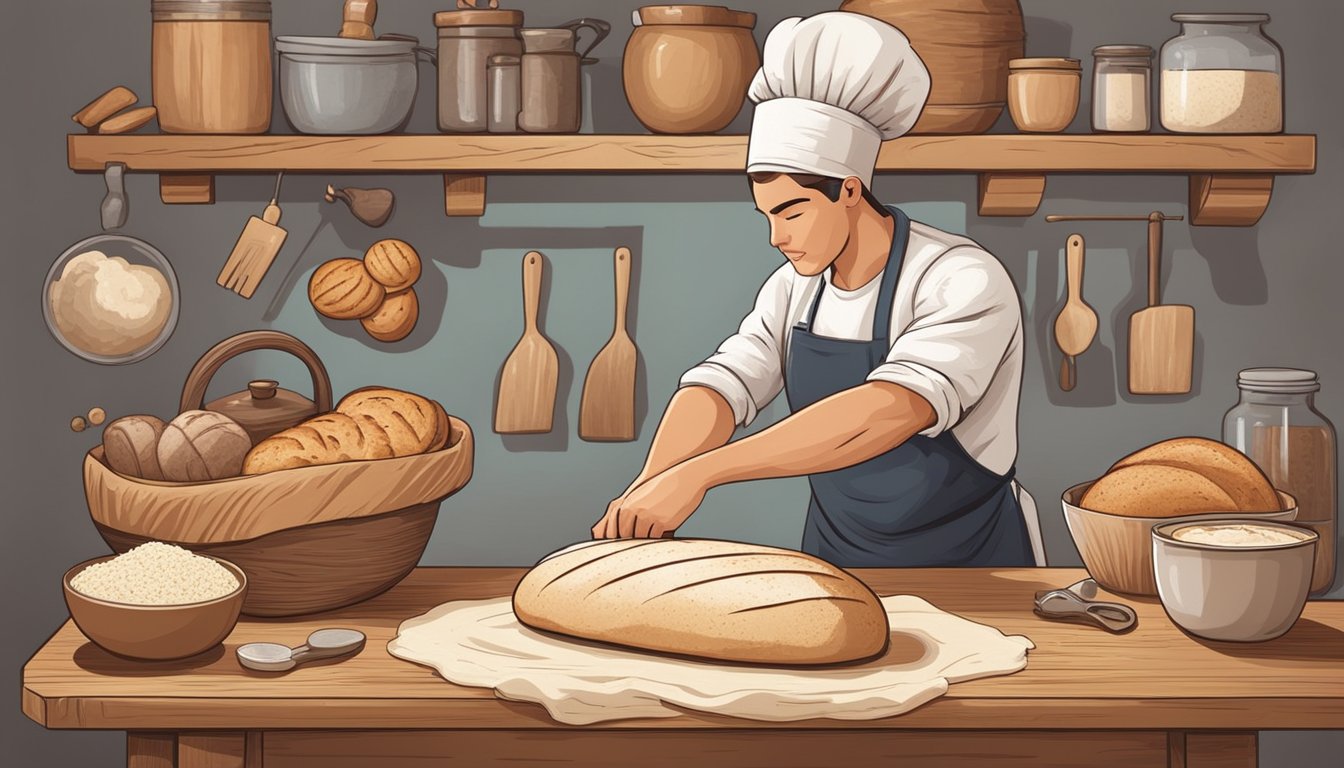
[512,538,890,666]
[1081,437,1282,517]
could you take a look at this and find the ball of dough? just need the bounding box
[157,410,251,482]
[49,250,172,357]
[103,414,167,480]
[308,258,385,320]
[361,289,419,342]
[364,239,421,292]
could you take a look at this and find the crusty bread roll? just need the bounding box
[309,258,386,320]
[102,415,166,480]
[337,387,439,456]
[243,388,449,474]
[1109,437,1280,512]
[360,288,418,342]
[364,239,421,292]
[513,538,890,665]
[158,411,251,482]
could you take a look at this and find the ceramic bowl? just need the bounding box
[1061,481,1297,596]
[1152,519,1317,642]
[62,554,247,660]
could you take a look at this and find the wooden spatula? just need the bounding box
[1129,212,1193,395]
[495,251,559,434]
[580,247,637,442]
[1053,234,1098,392]
[218,173,287,299]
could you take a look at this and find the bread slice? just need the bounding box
[512,538,889,665]
[1109,437,1280,512]
[1080,464,1240,518]
[337,387,438,456]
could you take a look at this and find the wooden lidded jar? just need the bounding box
[840,0,1025,134]
[152,0,273,134]
[623,5,759,134]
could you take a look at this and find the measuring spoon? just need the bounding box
[237,628,366,673]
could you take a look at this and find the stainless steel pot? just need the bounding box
[276,35,436,135]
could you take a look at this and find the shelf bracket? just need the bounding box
[444,174,487,217]
[160,174,216,204]
[1188,174,1274,227]
[978,173,1046,217]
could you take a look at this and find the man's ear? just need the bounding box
[842,177,864,208]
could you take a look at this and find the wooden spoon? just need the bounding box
[1053,234,1098,392]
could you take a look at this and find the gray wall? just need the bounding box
[3,1,1340,765]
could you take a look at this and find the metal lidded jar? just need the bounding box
[151,0,273,134]
[434,0,524,133]
[1223,368,1338,595]
[1091,44,1152,133]
[1160,13,1284,133]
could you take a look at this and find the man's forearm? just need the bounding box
[688,382,936,488]
[633,386,737,486]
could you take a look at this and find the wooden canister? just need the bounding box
[623,5,759,134]
[152,0,273,134]
[839,0,1025,134]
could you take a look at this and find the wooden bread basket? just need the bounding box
[84,331,474,617]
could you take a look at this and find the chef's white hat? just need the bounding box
[746,12,930,188]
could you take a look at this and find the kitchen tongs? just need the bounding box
[1033,578,1137,633]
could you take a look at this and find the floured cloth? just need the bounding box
[388,595,1033,725]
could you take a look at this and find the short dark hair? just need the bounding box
[747,171,891,217]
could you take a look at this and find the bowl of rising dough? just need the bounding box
[43,234,179,365]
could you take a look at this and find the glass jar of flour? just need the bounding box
[1092,45,1153,132]
[1223,369,1338,596]
[1160,13,1283,133]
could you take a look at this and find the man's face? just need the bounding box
[751,174,857,276]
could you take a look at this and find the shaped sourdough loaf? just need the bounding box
[512,538,890,665]
[1081,436,1283,517]
[243,387,450,475]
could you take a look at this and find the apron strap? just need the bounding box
[872,207,911,345]
[797,207,913,339]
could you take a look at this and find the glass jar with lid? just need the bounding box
[1223,369,1337,595]
[1092,45,1152,132]
[1160,13,1283,133]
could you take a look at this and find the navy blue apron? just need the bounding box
[786,207,1033,568]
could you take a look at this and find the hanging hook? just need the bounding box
[101,163,128,231]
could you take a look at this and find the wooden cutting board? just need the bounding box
[1129,216,1194,395]
[579,247,637,442]
[495,251,559,434]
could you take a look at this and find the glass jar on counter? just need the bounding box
[1223,369,1338,595]
[1160,13,1283,133]
[1092,45,1152,132]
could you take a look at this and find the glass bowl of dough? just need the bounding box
[43,234,180,365]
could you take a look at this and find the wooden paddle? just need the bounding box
[495,251,559,434]
[579,247,637,442]
[1053,234,1098,392]
[1129,212,1193,395]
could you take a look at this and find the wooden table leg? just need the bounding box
[128,732,175,768]
[1169,731,1258,768]
[179,732,263,768]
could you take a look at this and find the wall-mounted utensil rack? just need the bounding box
[67,133,1316,226]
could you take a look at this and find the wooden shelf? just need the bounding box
[67,133,1316,225]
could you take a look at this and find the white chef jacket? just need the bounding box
[679,219,1024,477]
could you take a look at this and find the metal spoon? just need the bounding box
[237,628,366,672]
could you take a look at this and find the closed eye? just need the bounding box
[785,213,803,221]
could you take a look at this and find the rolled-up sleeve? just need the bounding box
[868,247,1021,437]
[679,267,793,427]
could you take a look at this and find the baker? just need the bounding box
[592,12,1044,568]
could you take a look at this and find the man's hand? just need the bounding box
[592,464,709,539]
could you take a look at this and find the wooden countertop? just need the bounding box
[22,567,1344,731]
